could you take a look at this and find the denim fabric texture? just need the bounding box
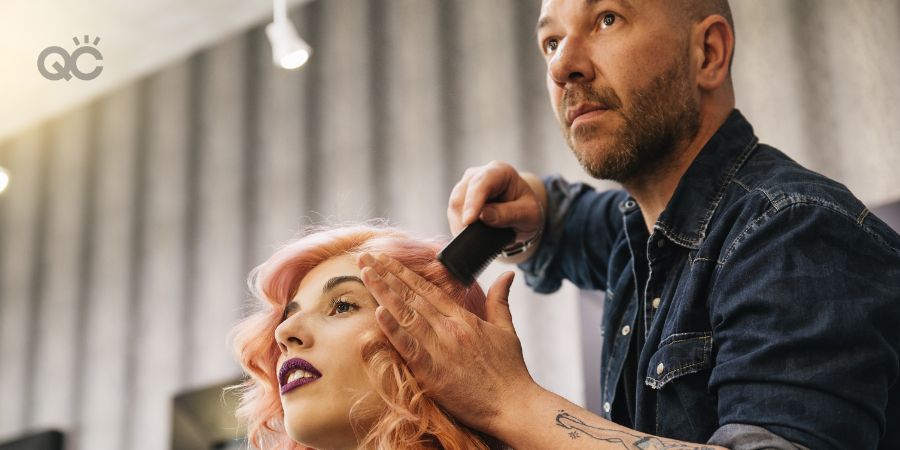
[520,110,900,449]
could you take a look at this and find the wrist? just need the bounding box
[484,379,544,441]
[500,225,542,258]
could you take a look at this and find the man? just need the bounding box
[358,0,900,448]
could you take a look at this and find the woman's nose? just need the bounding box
[548,37,596,88]
[275,313,313,353]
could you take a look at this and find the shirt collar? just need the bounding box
[651,109,759,249]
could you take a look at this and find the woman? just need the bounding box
[230,224,505,449]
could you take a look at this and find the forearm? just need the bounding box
[489,384,727,450]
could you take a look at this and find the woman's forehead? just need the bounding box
[293,255,364,302]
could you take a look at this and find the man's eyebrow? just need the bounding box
[536,0,632,34]
[536,16,554,34]
[322,275,365,295]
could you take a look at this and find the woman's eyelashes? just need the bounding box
[280,293,364,322]
[282,302,299,322]
[328,297,360,316]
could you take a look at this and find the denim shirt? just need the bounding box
[520,110,900,449]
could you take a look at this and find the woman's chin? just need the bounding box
[285,422,349,450]
[283,404,357,449]
[281,386,385,448]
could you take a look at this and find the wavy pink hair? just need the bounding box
[230,225,503,449]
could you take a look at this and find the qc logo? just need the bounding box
[38,35,104,81]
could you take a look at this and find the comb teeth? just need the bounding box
[437,221,516,285]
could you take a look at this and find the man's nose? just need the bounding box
[275,313,314,353]
[548,37,595,88]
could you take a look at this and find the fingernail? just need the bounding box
[361,267,378,282]
[360,253,376,266]
[481,208,497,223]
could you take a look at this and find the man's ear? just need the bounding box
[693,15,734,91]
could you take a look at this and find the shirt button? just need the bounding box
[656,363,665,375]
[603,402,611,413]
[657,239,665,248]
[652,297,661,309]
[621,325,631,336]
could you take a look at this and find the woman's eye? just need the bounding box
[544,38,559,54]
[600,13,617,29]
[330,299,358,315]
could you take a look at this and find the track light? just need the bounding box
[0,167,9,195]
[266,0,312,70]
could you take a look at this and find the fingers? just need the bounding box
[447,161,545,241]
[461,162,514,225]
[360,253,460,317]
[485,271,517,332]
[375,306,431,369]
[361,265,436,338]
[448,161,519,231]
[448,169,475,235]
[480,196,543,240]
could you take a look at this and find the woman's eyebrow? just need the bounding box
[322,275,365,295]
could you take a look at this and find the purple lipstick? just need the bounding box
[279,358,322,395]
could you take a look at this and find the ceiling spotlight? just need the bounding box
[266,0,312,70]
[0,167,10,195]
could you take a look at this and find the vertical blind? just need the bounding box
[1,1,898,449]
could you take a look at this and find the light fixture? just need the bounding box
[266,0,312,70]
[0,166,9,195]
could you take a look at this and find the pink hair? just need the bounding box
[230,224,502,449]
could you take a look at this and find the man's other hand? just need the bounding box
[448,161,547,248]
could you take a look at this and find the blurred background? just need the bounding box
[0,0,898,449]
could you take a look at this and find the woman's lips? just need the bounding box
[279,357,322,395]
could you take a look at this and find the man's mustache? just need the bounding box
[561,85,623,121]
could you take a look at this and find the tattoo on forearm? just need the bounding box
[554,410,715,450]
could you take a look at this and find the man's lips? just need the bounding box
[279,357,322,395]
[566,103,609,126]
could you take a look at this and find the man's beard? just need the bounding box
[559,56,701,183]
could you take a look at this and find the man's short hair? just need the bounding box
[673,0,735,71]
[676,0,734,32]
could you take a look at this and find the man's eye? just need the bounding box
[600,13,617,29]
[544,38,559,54]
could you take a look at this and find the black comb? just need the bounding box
[437,220,516,285]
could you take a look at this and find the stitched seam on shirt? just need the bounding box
[751,186,777,205]
[603,293,634,404]
[856,207,869,225]
[720,204,778,265]
[645,334,713,389]
[658,335,712,384]
[722,200,900,264]
[660,331,712,347]
[655,138,760,248]
[691,256,723,267]
[731,178,752,193]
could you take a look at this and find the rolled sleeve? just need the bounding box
[518,174,628,293]
[708,423,810,450]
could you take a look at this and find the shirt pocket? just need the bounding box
[645,331,713,390]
